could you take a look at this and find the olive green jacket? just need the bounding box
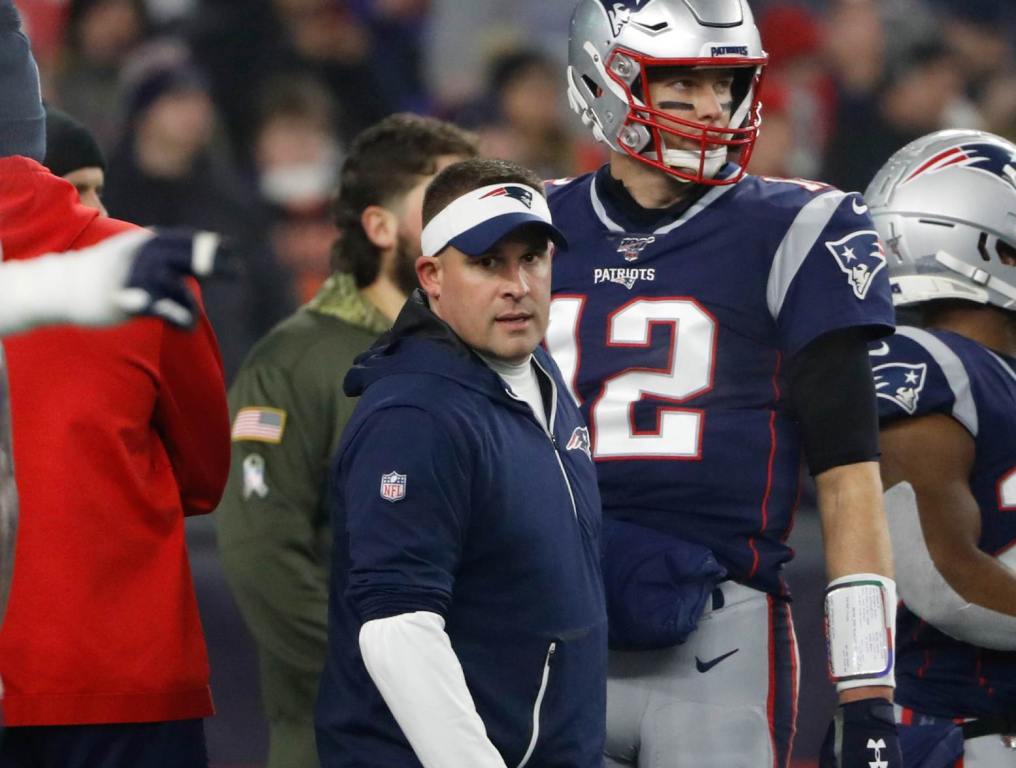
[216,274,390,762]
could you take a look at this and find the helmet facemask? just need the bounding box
[610,51,765,184]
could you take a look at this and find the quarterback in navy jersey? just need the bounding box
[866,130,1016,767]
[547,1,903,766]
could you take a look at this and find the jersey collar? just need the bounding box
[590,163,743,235]
[307,272,391,334]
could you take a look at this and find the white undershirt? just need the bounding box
[359,612,507,767]
[479,353,548,431]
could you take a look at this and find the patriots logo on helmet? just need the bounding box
[825,230,887,300]
[904,142,1016,190]
[874,362,927,415]
[599,0,653,36]
[566,426,593,460]
[480,185,534,209]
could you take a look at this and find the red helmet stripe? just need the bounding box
[903,147,965,183]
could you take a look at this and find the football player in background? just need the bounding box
[547,1,902,766]
[866,129,1016,767]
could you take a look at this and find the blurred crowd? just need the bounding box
[13,0,1016,381]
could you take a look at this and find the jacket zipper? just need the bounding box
[504,359,579,520]
[531,358,578,521]
[516,642,556,768]
[551,446,578,521]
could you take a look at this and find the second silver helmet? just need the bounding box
[865,129,1016,311]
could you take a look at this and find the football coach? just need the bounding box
[315,158,607,768]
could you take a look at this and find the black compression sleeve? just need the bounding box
[788,328,881,476]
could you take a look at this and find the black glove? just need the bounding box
[121,229,233,329]
[820,698,902,768]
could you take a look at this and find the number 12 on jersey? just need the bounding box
[547,296,717,460]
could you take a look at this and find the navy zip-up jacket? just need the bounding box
[315,292,607,768]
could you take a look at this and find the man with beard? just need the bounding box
[216,113,476,768]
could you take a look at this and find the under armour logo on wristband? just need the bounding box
[867,738,888,768]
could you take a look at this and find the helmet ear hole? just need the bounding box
[581,74,603,99]
[997,239,1016,267]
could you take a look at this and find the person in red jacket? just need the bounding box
[0,3,231,766]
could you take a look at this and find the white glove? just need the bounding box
[0,229,224,335]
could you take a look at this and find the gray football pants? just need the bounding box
[604,582,799,768]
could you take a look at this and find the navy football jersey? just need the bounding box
[873,326,1016,719]
[546,165,895,594]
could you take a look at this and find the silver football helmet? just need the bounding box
[865,129,1016,311]
[567,0,767,185]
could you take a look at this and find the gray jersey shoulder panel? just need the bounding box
[766,189,847,320]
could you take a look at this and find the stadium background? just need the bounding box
[12,0,1016,764]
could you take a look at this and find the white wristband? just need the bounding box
[824,573,897,692]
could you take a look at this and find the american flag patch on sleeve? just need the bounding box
[231,407,287,443]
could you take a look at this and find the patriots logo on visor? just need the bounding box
[874,362,927,415]
[599,0,653,36]
[904,142,1016,189]
[825,230,887,300]
[480,185,534,209]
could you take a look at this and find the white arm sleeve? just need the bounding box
[359,611,508,768]
[885,481,1016,650]
[0,230,152,336]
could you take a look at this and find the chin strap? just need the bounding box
[659,147,728,181]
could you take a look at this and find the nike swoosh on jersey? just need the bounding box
[869,342,891,357]
[695,648,739,673]
[852,198,869,215]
